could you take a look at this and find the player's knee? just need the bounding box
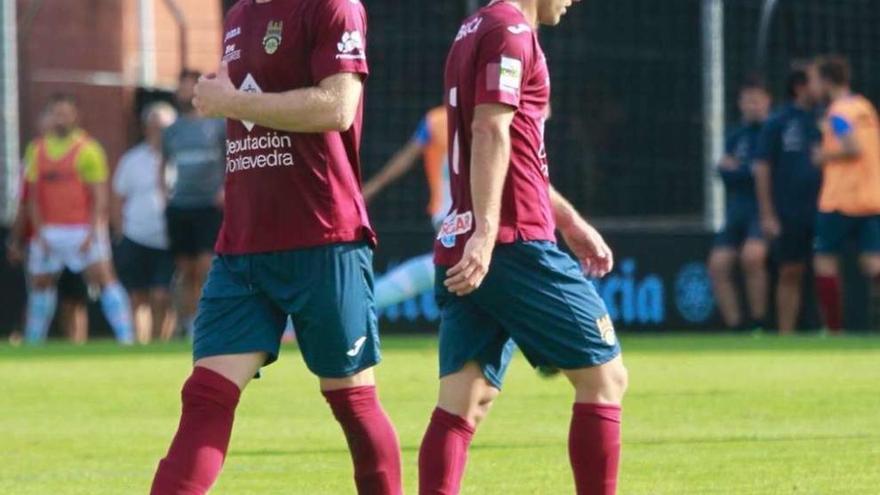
[567,357,628,405]
[708,252,733,279]
[813,255,839,277]
[740,247,766,274]
[779,264,805,285]
[859,255,880,278]
[470,388,499,426]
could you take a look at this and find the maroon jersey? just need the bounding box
[218,0,374,254]
[435,1,553,266]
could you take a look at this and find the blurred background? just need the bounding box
[1,0,878,337]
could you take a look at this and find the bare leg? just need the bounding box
[129,290,151,344]
[740,239,769,326]
[150,287,176,342]
[860,254,880,329]
[708,247,741,328]
[776,263,805,335]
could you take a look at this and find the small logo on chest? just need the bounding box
[262,20,283,55]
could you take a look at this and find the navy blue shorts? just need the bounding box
[814,212,880,255]
[436,241,621,389]
[115,237,175,290]
[715,202,762,248]
[775,220,814,264]
[193,242,380,378]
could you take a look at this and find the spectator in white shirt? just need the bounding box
[111,102,178,343]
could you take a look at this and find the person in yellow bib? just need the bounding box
[23,94,133,344]
[809,56,880,332]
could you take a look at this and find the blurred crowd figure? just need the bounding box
[5,70,226,345]
[710,55,880,334]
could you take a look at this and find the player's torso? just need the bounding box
[438,4,554,263]
[773,108,821,216]
[33,135,91,225]
[820,96,880,214]
[218,0,372,254]
[723,125,760,197]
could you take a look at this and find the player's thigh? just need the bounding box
[27,236,64,276]
[474,242,621,372]
[83,258,117,287]
[740,238,767,270]
[277,243,381,379]
[435,266,515,390]
[708,246,737,277]
[814,212,849,256]
[562,355,628,405]
[193,255,286,368]
[195,352,268,390]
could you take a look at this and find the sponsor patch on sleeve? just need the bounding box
[498,56,523,94]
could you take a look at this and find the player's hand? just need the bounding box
[5,239,24,265]
[193,63,235,118]
[718,155,739,171]
[560,218,614,278]
[445,231,495,296]
[761,214,781,239]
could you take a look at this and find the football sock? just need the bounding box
[100,281,134,344]
[323,386,402,495]
[815,275,843,331]
[569,403,622,495]
[24,287,58,344]
[150,367,241,495]
[375,253,435,310]
[418,407,475,495]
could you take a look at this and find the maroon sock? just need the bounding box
[815,275,843,331]
[418,407,475,495]
[150,367,241,495]
[569,403,622,495]
[323,386,402,495]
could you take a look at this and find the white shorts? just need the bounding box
[28,225,111,275]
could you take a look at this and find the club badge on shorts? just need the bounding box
[262,21,283,55]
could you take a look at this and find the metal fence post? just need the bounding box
[702,0,725,231]
[0,0,20,226]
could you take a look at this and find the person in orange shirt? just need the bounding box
[23,94,133,344]
[362,106,450,310]
[809,56,880,331]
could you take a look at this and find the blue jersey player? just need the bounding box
[708,78,771,330]
[753,63,822,334]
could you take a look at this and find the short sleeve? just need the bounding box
[829,114,853,137]
[23,143,38,183]
[76,141,109,183]
[310,0,369,83]
[754,120,779,164]
[412,117,431,146]
[112,154,130,196]
[474,26,533,108]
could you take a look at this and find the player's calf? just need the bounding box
[564,356,627,495]
[321,368,402,495]
[150,353,264,495]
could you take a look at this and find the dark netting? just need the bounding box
[725,0,880,122]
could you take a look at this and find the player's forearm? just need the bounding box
[109,193,124,237]
[753,162,777,219]
[90,183,109,231]
[364,141,422,199]
[469,121,511,237]
[223,78,361,133]
[549,186,582,231]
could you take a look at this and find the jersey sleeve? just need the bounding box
[23,142,38,183]
[474,26,533,108]
[829,114,853,137]
[76,140,110,183]
[309,0,369,83]
[112,153,131,196]
[412,117,431,146]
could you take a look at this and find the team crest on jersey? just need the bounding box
[262,21,283,55]
[596,315,617,346]
[437,210,473,248]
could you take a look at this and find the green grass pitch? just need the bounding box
[1,334,879,494]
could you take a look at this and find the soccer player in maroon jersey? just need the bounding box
[148,1,401,494]
[418,1,628,494]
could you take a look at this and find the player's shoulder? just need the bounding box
[456,3,533,45]
[305,0,366,17]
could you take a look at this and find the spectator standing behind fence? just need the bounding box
[708,78,771,331]
[809,56,880,332]
[23,94,134,344]
[162,70,226,336]
[111,103,179,344]
[753,63,822,335]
